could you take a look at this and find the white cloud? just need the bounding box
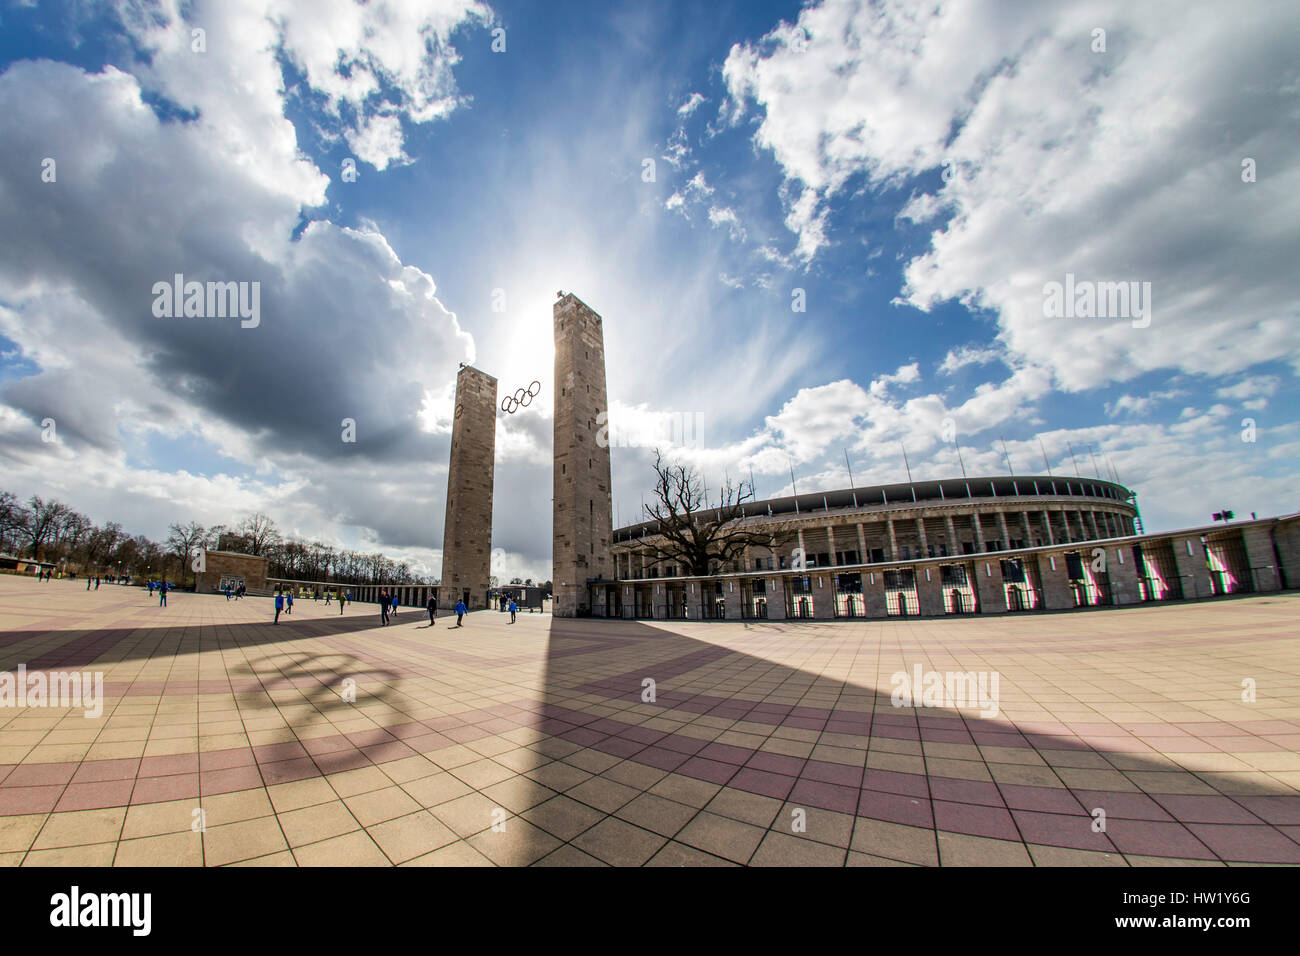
[725,0,1300,390]
[677,92,706,117]
[938,344,1005,375]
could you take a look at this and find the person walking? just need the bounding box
[325,590,332,606]
[158,579,168,607]
[391,594,399,618]
[454,599,467,627]
[274,590,284,624]
[508,599,517,624]
[379,589,390,626]
[286,591,294,615]
[426,592,438,627]
[87,576,92,591]
[94,576,100,590]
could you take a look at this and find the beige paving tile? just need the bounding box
[32,808,126,850]
[937,831,1032,866]
[429,792,501,838]
[267,777,337,814]
[278,801,360,847]
[675,811,765,865]
[401,772,474,808]
[646,842,738,867]
[614,792,699,837]
[203,817,288,866]
[344,787,422,826]
[468,818,562,866]
[293,830,391,866]
[571,817,667,866]
[850,818,939,866]
[751,830,848,866]
[114,831,203,866]
[367,811,458,863]
[0,814,47,853]
[23,843,117,866]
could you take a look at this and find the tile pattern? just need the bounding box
[0,576,1298,866]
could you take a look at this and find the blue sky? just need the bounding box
[0,0,1296,581]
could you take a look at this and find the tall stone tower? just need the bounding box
[553,293,614,617]
[440,363,497,611]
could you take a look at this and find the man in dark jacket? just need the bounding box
[426,592,438,626]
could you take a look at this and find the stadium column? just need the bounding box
[1171,535,1214,599]
[1107,541,1141,604]
[440,364,498,612]
[1241,525,1280,591]
[916,564,945,616]
[1041,509,1055,545]
[1036,551,1075,609]
[971,512,986,552]
[553,293,614,617]
[973,557,1007,613]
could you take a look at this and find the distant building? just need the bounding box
[195,550,268,595]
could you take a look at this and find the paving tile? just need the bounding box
[571,817,667,866]
[675,811,765,864]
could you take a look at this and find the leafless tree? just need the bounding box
[167,521,207,585]
[238,512,282,556]
[19,496,71,560]
[640,450,788,576]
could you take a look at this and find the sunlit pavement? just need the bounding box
[0,573,1297,866]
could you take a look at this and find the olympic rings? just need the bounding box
[500,380,541,414]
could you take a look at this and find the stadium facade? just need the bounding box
[591,478,1298,619]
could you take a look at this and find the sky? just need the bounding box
[0,0,1296,584]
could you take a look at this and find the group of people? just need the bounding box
[371,589,474,627]
[32,568,128,584]
[223,582,247,600]
[273,588,294,623]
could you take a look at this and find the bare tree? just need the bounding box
[19,496,71,560]
[167,521,207,585]
[238,512,282,556]
[640,450,787,577]
[0,490,21,553]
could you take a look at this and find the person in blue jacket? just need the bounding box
[274,590,284,624]
[454,599,467,627]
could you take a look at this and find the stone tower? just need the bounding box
[553,293,614,617]
[440,363,497,611]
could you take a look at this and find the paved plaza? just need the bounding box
[0,574,1297,866]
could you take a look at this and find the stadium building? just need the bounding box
[592,475,1297,621]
